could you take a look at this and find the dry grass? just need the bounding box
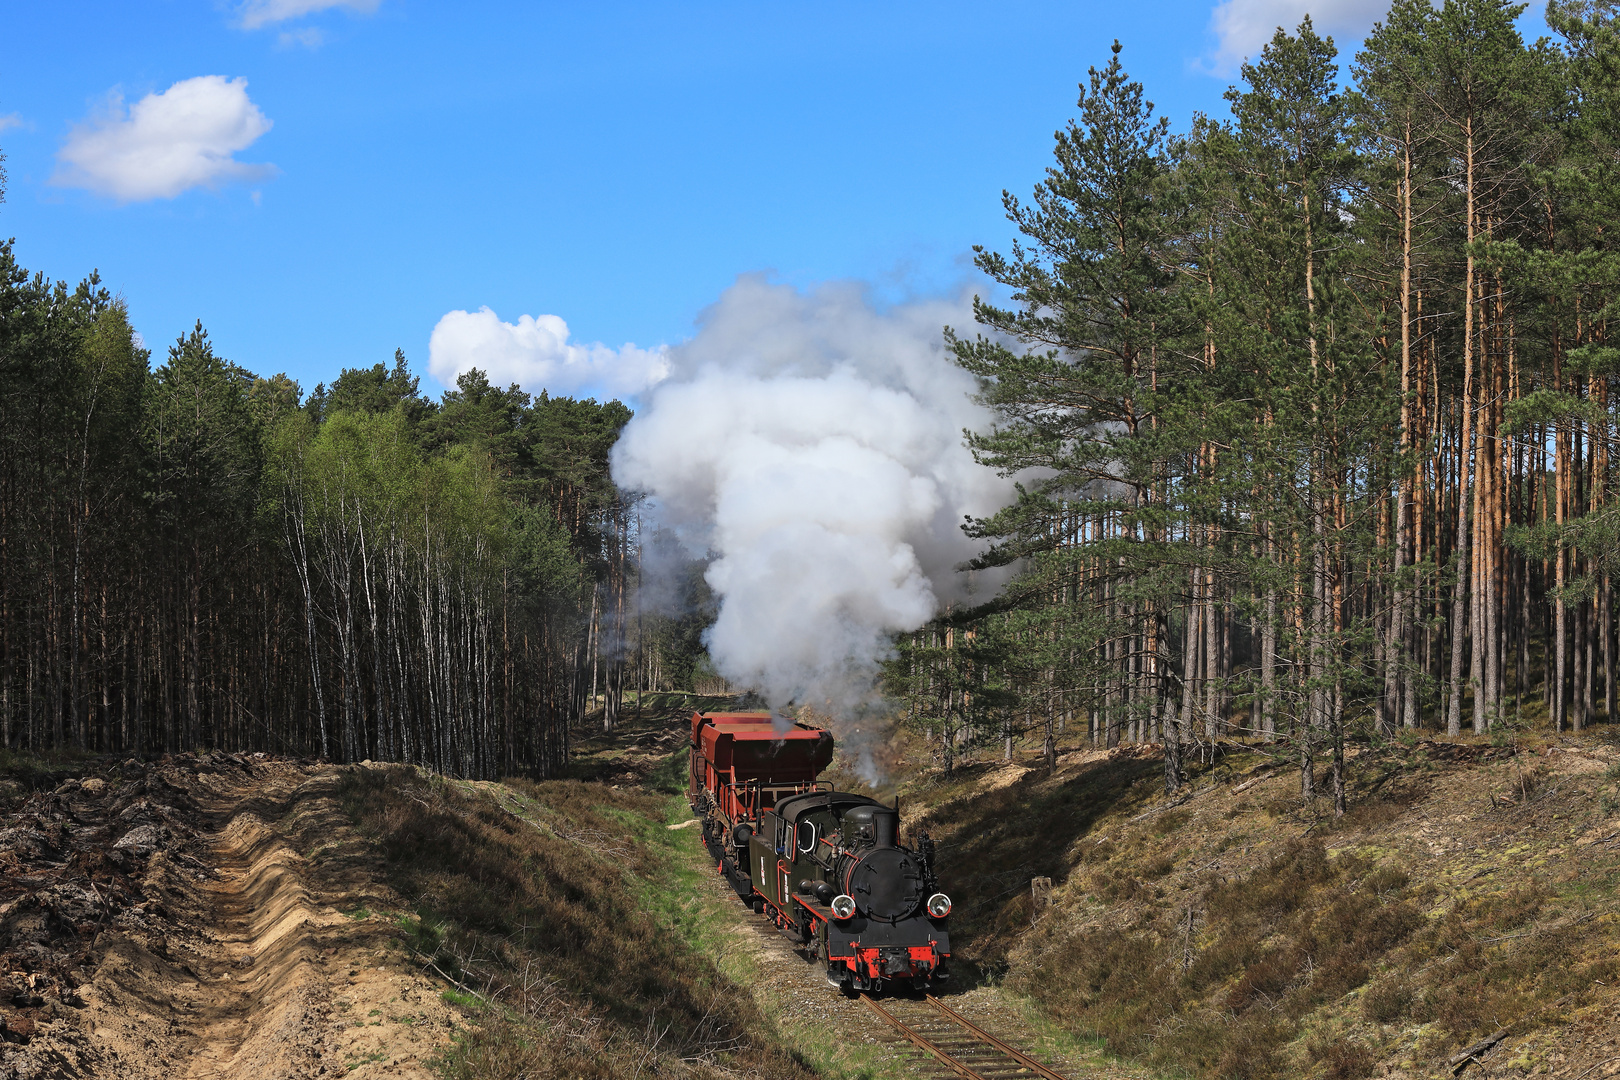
[340,766,815,1080]
[1005,835,1423,1075]
[899,730,1620,1078]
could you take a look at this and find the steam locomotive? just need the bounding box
[688,710,951,993]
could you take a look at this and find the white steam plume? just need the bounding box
[611,274,1011,715]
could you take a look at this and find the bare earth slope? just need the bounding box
[0,755,463,1080]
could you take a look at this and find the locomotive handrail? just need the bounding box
[709,774,832,824]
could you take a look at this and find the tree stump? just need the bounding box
[1031,877,1053,923]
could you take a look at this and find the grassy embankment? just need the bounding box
[337,694,924,1080]
[898,728,1620,1079]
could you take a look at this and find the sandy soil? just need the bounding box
[0,756,465,1080]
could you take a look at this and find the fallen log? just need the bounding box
[1447,1027,1508,1073]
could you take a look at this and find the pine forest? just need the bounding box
[9,0,1620,799]
[891,0,1620,811]
[0,243,713,774]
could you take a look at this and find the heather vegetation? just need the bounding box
[895,730,1620,1078]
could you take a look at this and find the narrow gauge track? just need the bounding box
[860,993,1072,1080]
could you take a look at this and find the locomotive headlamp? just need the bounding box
[830,894,856,920]
[926,893,952,918]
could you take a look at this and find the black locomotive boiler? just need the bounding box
[688,710,951,993]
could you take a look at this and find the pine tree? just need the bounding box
[948,41,1194,785]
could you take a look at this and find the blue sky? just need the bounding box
[0,0,1541,399]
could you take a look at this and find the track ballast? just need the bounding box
[859,993,1072,1080]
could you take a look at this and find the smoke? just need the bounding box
[611,274,1012,725]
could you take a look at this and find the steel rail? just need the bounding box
[859,994,987,1080]
[924,994,1070,1080]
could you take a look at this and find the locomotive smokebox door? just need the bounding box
[846,847,926,921]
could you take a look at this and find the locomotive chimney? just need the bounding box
[873,808,898,849]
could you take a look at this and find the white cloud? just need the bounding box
[53,76,274,203]
[0,113,23,134]
[1205,0,1391,74]
[427,307,671,400]
[237,0,379,30]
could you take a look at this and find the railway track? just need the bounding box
[860,993,1072,1080]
